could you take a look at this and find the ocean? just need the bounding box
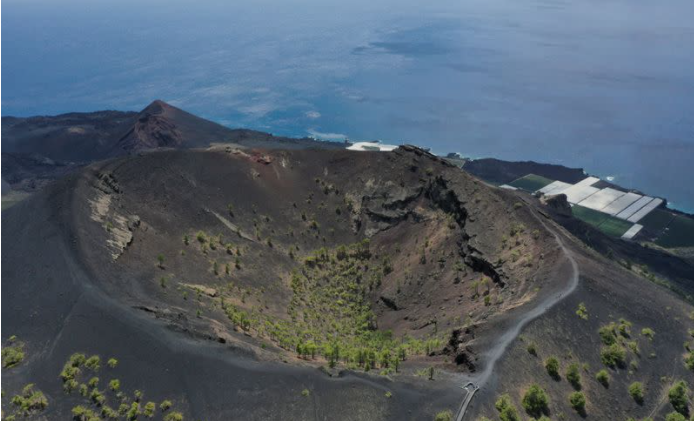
[2,0,693,211]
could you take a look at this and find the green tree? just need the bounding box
[665,413,686,421]
[569,391,586,414]
[522,384,549,417]
[668,380,689,416]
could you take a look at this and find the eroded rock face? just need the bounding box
[444,326,477,372]
[541,193,571,217]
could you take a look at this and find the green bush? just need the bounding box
[668,380,689,415]
[576,303,588,320]
[85,355,101,371]
[684,353,694,370]
[109,379,120,391]
[521,384,549,417]
[596,369,610,387]
[641,328,655,341]
[601,344,626,368]
[545,356,560,379]
[433,410,453,421]
[143,401,156,418]
[1,344,25,368]
[599,324,617,345]
[527,342,537,356]
[495,394,520,421]
[160,400,173,411]
[665,413,686,421]
[566,363,581,390]
[629,382,644,404]
[10,384,48,415]
[569,391,586,413]
[107,358,118,368]
[164,412,184,421]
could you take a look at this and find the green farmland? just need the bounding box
[572,205,632,237]
[508,174,554,192]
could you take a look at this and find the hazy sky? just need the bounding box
[3,0,694,210]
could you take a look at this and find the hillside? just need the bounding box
[2,130,693,421]
[1,100,344,194]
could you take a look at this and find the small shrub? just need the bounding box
[569,391,586,414]
[164,412,184,421]
[85,355,101,371]
[495,394,520,421]
[109,379,120,391]
[527,342,537,356]
[576,303,588,320]
[160,400,173,411]
[143,401,156,418]
[684,353,694,370]
[641,327,655,341]
[1,344,25,368]
[522,384,549,417]
[301,389,310,397]
[10,384,48,414]
[434,410,453,421]
[127,402,141,420]
[629,382,644,404]
[601,344,626,368]
[566,363,581,390]
[545,357,560,379]
[599,324,617,345]
[596,369,610,387]
[107,357,118,368]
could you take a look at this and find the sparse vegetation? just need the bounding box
[9,384,48,415]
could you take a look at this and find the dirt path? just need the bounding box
[455,205,580,420]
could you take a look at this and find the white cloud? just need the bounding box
[305,111,321,119]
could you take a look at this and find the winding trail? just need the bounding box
[455,208,580,421]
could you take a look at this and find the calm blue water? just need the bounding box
[3,0,694,212]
